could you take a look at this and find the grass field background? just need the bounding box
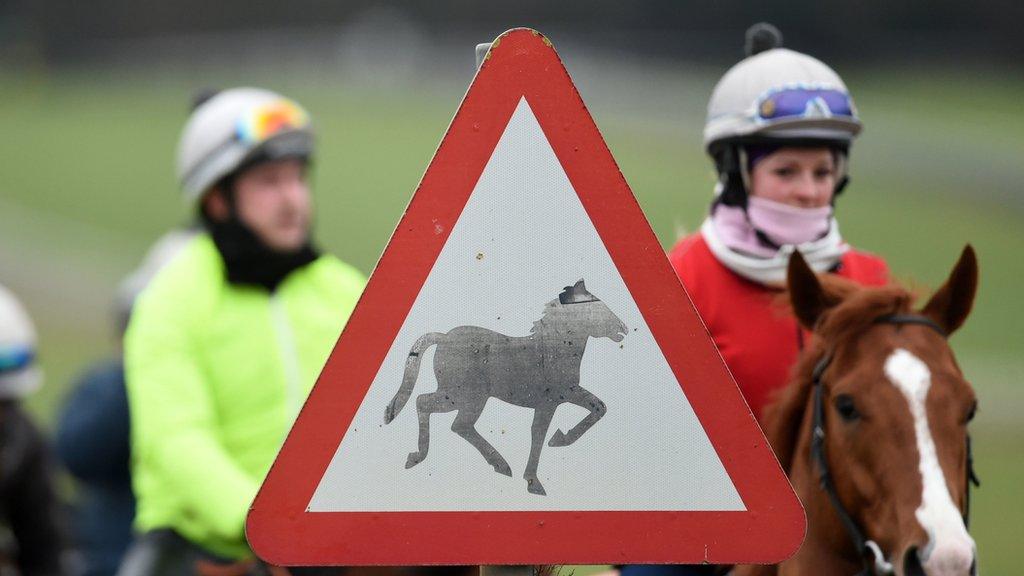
[0,56,1021,571]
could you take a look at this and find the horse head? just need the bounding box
[764,247,979,576]
[556,279,627,342]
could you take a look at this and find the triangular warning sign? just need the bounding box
[248,28,804,566]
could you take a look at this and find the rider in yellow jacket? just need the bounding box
[123,88,365,564]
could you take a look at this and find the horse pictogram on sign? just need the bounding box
[385,279,626,496]
[247,28,805,566]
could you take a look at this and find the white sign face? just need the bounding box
[308,98,743,512]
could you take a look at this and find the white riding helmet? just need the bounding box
[705,24,862,205]
[0,283,42,400]
[176,87,314,204]
[704,23,861,152]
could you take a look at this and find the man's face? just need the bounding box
[232,158,312,252]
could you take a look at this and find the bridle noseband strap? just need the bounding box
[809,314,975,576]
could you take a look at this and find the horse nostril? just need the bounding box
[903,546,926,576]
[970,556,978,576]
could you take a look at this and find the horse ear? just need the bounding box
[787,251,832,330]
[920,245,978,335]
[575,279,586,290]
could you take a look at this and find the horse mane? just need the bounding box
[531,298,564,335]
[762,275,918,472]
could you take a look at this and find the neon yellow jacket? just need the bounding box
[124,234,365,559]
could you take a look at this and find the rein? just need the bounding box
[808,314,980,575]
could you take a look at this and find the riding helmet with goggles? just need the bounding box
[705,23,862,206]
[0,284,42,400]
[176,87,314,204]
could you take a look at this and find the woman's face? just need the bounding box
[749,147,836,208]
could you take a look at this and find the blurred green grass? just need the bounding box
[0,65,1021,572]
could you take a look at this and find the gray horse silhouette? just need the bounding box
[384,279,627,495]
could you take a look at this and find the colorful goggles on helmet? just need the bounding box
[236,99,310,145]
[0,346,34,374]
[754,87,856,123]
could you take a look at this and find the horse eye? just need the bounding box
[834,394,860,422]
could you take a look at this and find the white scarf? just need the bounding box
[700,216,848,286]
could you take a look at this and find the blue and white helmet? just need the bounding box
[704,23,861,153]
[0,283,41,400]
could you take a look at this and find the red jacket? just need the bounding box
[668,234,889,420]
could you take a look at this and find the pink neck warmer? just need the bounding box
[712,197,833,258]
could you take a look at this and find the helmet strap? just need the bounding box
[737,147,753,195]
[712,144,749,208]
[832,150,850,201]
[197,171,240,224]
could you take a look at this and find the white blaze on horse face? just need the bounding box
[884,349,976,574]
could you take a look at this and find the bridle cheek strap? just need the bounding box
[811,359,891,575]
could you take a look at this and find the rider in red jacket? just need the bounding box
[670,233,886,419]
[623,23,889,576]
[667,23,890,423]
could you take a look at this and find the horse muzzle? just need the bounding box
[900,542,977,576]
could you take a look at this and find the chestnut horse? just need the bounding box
[736,246,980,576]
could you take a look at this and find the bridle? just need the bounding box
[809,314,981,576]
